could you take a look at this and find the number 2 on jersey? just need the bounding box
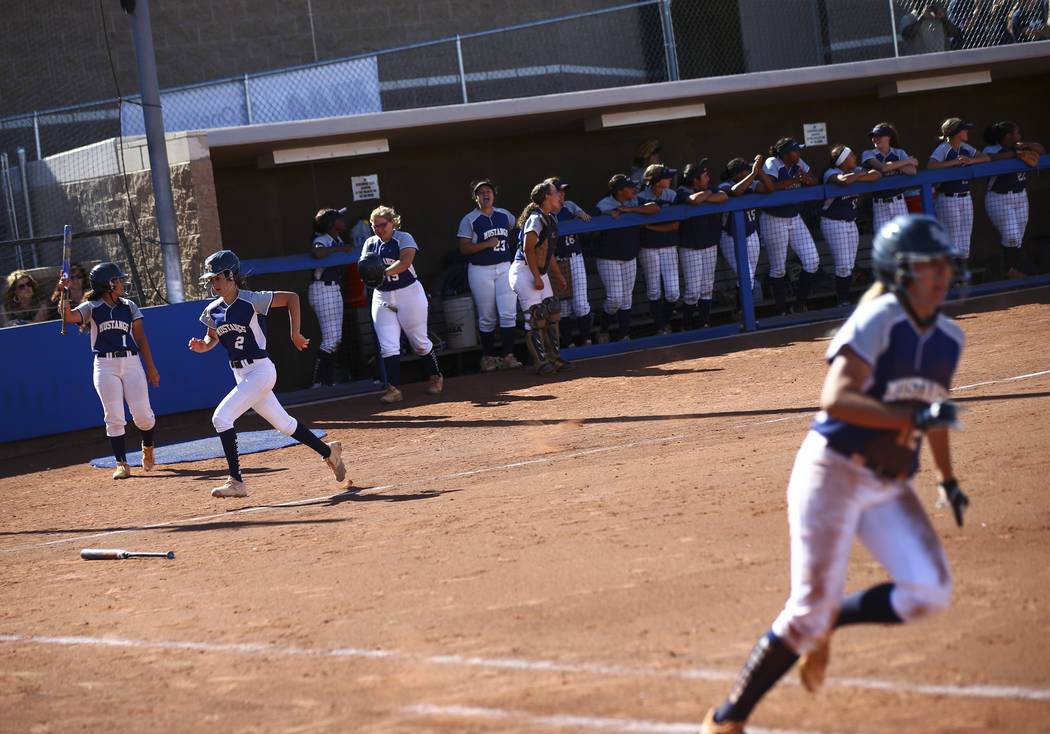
[234,335,244,351]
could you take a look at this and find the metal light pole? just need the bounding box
[121,0,185,303]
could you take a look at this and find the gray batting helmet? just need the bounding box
[200,250,241,283]
[88,262,129,293]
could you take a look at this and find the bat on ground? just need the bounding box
[60,224,72,336]
[80,548,175,560]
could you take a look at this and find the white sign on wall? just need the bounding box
[803,122,828,147]
[352,174,380,202]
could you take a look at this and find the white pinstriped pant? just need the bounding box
[719,230,760,284]
[557,252,592,317]
[595,258,637,314]
[212,357,297,435]
[759,213,820,277]
[679,246,718,304]
[871,195,908,236]
[637,246,680,302]
[819,217,859,278]
[467,261,518,331]
[985,191,1029,248]
[934,193,974,258]
[307,281,343,354]
[93,355,156,437]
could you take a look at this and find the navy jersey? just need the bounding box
[762,156,811,218]
[311,233,343,283]
[675,186,722,249]
[514,210,557,275]
[362,230,421,292]
[861,146,910,201]
[457,207,515,266]
[821,167,863,222]
[636,186,679,248]
[554,200,585,257]
[200,289,274,362]
[930,141,978,195]
[719,180,759,236]
[594,195,642,261]
[983,144,1028,194]
[812,292,964,478]
[76,297,142,355]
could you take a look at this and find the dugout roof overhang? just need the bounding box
[204,42,1050,168]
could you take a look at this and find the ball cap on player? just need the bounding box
[940,117,974,140]
[775,138,805,156]
[870,124,895,138]
[314,207,347,233]
[548,178,569,191]
[608,173,638,192]
[472,179,497,195]
[682,158,709,184]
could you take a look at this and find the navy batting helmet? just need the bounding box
[88,262,128,293]
[358,252,386,288]
[872,214,958,289]
[200,250,241,283]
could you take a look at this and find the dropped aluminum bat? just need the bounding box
[81,548,175,560]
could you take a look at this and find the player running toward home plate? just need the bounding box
[188,249,346,498]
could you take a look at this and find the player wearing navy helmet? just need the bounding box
[189,249,347,498]
[60,262,159,479]
[981,121,1045,277]
[927,117,990,261]
[821,144,882,306]
[700,214,969,733]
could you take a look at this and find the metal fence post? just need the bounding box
[660,0,680,81]
[455,35,469,103]
[33,112,42,161]
[17,147,34,243]
[888,0,900,57]
[244,73,253,125]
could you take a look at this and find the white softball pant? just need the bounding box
[819,218,859,278]
[93,354,156,437]
[871,195,908,236]
[934,193,974,259]
[770,431,952,656]
[637,246,680,302]
[558,252,592,318]
[509,259,553,329]
[212,357,297,435]
[679,247,718,304]
[985,191,1028,248]
[467,261,518,331]
[719,230,760,284]
[372,280,433,358]
[595,258,637,314]
[759,213,820,277]
[307,281,343,354]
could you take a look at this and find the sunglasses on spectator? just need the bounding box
[16,281,33,290]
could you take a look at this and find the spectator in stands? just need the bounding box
[593,174,655,343]
[948,0,1014,47]
[629,139,663,189]
[1009,0,1050,41]
[50,262,87,320]
[457,180,522,372]
[637,164,682,335]
[900,2,961,53]
[2,270,49,327]
[546,176,595,348]
[676,159,728,330]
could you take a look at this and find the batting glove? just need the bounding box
[937,479,969,527]
[913,400,963,431]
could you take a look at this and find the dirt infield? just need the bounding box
[2,287,1049,733]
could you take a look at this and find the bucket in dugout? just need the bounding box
[442,295,478,349]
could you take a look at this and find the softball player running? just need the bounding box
[547,177,594,347]
[362,205,443,403]
[593,174,654,342]
[757,138,821,315]
[981,121,1045,277]
[676,159,729,330]
[701,215,969,733]
[928,117,990,260]
[189,250,346,498]
[637,164,682,334]
[718,156,765,314]
[457,180,522,372]
[309,207,352,387]
[509,181,570,374]
[821,145,882,306]
[60,263,159,479]
[861,122,919,234]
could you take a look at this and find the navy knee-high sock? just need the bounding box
[835,583,903,627]
[714,631,798,724]
[109,435,127,463]
[217,429,241,482]
[421,349,441,377]
[479,330,496,357]
[291,421,329,458]
[499,326,517,355]
[140,427,154,448]
[617,309,632,339]
[382,355,401,387]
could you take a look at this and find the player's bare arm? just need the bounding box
[131,318,160,387]
[383,247,417,277]
[188,327,220,353]
[458,236,498,255]
[522,231,545,290]
[820,348,915,430]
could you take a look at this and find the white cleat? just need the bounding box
[211,477,247,498]
[112,462,131,480]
